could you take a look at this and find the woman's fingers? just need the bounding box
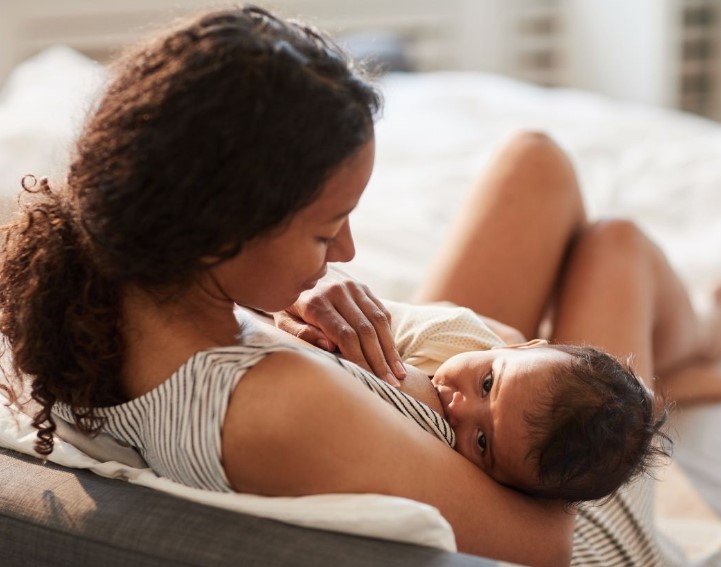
[276,270,405,386]
[300,282,400,384]
[341,284,406,382]
[273,311,336,352]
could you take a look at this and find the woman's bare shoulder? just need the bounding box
[221,347,399,493]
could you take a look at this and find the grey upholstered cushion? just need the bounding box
[0,448,500,566]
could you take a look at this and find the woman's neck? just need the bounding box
[119,283,242,398]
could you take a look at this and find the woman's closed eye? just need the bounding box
[316,227,342,246]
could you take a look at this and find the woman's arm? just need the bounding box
[222,350,574,567]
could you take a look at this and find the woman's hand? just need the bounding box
[273,268,407,386]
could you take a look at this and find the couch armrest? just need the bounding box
[0,448,501,566]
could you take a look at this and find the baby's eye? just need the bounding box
[476,430,487,454]
[481,373,494,396]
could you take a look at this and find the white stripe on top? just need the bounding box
[52,343,454,492]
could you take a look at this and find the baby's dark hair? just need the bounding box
[0,5,381,456]
[522,344,671,505]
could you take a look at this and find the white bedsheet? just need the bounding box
[347,72,721,303]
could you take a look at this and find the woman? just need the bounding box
[0,6,715,566]
[0,7,571,565]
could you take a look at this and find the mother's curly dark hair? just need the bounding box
[0,5,381,455]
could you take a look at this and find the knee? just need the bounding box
[502,130,566,163]
[504,130,558,151]
[496,130,581,204]
[573,219,656,265]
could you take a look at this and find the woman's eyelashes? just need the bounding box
[316,226,342,245]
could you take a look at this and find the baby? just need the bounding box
[384,300,669,505]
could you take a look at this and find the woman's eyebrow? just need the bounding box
[324,207,355,223]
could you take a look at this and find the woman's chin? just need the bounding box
[243,294,300,314]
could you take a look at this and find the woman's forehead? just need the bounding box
[297,139,375,224]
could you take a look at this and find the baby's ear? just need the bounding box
[496,338,549,350]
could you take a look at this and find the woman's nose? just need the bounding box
[326,220,355,263]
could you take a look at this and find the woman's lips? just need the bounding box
[301,267,327,290]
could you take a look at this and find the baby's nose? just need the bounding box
[446,391,469,428]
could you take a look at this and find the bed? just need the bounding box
[1,44,721,566]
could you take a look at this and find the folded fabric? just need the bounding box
[0,394,456,552]
[384,299,504,376]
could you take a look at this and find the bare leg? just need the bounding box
[657,288,721,405]
[658,362,721,406]
[414,131,587,339]
[551,219,716,389]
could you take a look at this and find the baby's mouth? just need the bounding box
[434,385,451,420]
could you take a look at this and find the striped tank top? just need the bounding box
[52,343,454,492]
